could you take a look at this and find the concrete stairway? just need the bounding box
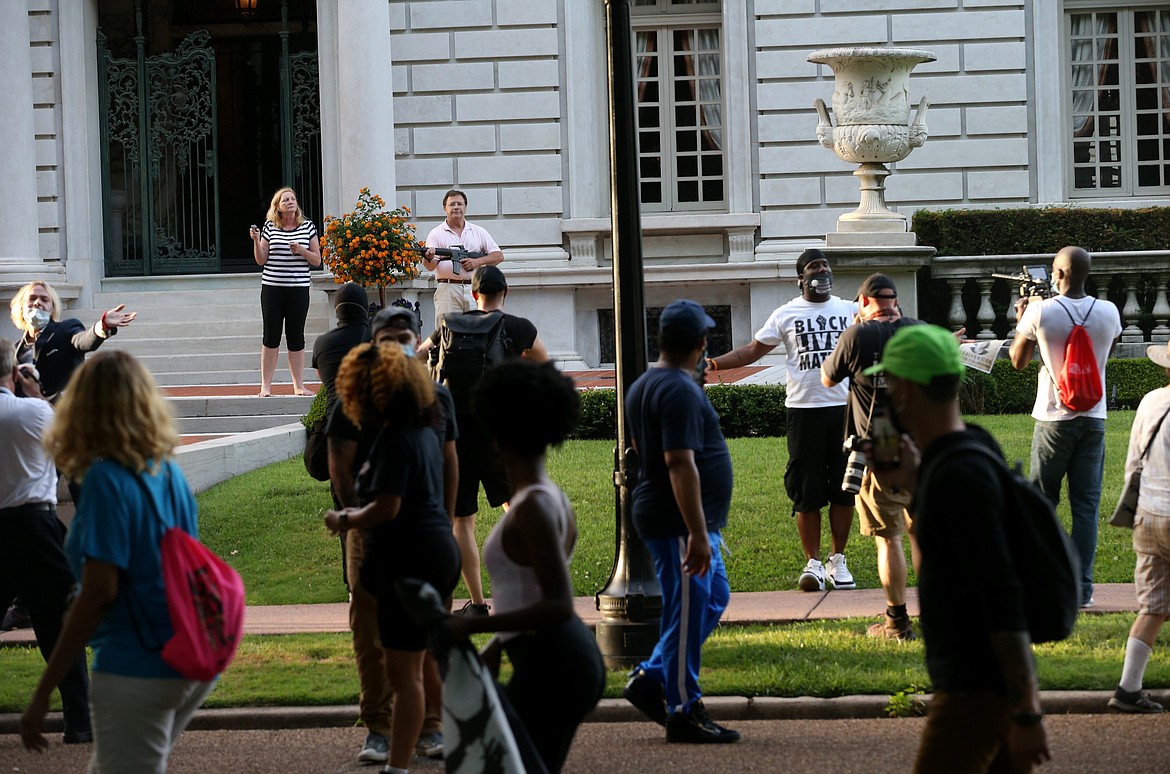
[65,274,332,437]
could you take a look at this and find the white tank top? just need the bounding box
[482,481,575,639]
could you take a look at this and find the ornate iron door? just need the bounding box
[284,50,322,227]
[99,28,220,276]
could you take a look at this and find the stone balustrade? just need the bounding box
[929,251,1170,346]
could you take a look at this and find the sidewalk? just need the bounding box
[1,583,1138,644]
[2,584,1147,735]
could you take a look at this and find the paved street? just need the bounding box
[3,715,1169,773]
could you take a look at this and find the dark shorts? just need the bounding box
[361,529,461,651]
[783,405,855,513]
[454,414,511,516]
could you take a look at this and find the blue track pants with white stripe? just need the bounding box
[636,531,729,714]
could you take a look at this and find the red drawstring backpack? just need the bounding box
[129,465,246,681]
[1053,298,1103,412]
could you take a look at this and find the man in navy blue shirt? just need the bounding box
[621,300,739,744]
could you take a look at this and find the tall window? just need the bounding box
[1070,7,1170,194]
[632,0,725,211]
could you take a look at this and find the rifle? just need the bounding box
[408,246,488,276]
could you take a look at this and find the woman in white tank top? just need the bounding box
[446,360,604,773]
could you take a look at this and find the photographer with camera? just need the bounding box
[1009,246,1122,607]
[821,273,923,640]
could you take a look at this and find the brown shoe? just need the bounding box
[866,612,915,641]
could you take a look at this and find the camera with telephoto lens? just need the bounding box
[841,436,868,494]
[991,264,1054,301]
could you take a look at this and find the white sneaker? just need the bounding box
[825,553,856,590]
[798,558,825,591]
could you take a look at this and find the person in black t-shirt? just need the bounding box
[324,343,461,774]
[821,273,922,641]
[864,325,1049,773]
[420,265,546,616]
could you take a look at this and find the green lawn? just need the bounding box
[1,614,1157,712]
[193,412,1140,605]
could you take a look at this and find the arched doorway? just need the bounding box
[97,0,321,276]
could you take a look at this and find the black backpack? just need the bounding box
[923,440,1081,644]
[434,311,511,413]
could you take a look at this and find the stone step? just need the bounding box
[92,317,331,340]
[69,300,333,324]
[167,394,315,418]
[153,369,277,387]
[132,351,314,374]
[102,333,325,358]
[177,414,309,434]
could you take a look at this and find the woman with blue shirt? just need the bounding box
[19,351,216,771]
[249,186,322,397]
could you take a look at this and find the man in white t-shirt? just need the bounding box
[708,249,859,592]
[1010,245,1122,607]
[420,189,504,329]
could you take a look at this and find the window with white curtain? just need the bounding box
[632,0,725,211]
[1069,6,1170,195]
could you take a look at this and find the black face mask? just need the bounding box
[805,272,833,296]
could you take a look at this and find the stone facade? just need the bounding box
[4,1,1169,365]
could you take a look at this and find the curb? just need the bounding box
[3,690,1164,736]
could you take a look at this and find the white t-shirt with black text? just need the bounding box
[754,295,857,408]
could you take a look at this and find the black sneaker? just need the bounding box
[623,668,667,726]
[1108,686,1165,713]
[63,729,93,745]
[456,601,490,617]
[665,701,740,744]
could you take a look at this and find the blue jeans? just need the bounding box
[637,532,730,714]
[1030,417,1105,601]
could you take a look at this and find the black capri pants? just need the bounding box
[260,284,310,351]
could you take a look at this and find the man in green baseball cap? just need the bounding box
[866,323,1051,771]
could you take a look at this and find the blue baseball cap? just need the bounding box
[659,299,716,339]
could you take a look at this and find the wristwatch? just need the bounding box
[1010,709,1043,726]
[339,512,349,532]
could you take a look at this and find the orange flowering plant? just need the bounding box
[321,188,419,292]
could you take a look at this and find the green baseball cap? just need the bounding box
[863,324,964,384]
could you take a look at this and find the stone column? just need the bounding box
[0,3,50,279]
[317,0,397,220]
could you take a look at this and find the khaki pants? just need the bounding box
[433,282,474,329]
[346,529,440,735]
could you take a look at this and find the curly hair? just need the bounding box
[335,342,437,431]
[9,281,63,332]
[266,186,306,227]
[45,350,179,479]
[474,360,580,456]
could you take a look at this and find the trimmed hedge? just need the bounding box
[912,206,1170,256]
[572,359,1165,440]
[305,360,1165,439]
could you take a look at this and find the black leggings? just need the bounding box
[260,285,310,350]
[503,617,605,772]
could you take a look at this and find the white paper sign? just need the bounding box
[959,340,1007,374]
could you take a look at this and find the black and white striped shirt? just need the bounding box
[261,220,318,288]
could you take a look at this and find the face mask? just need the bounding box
[398,342,416,360]
[693,346,709,385]
[806,272,833,296]
[23,307,51,331]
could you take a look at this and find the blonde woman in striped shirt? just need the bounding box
[249,187,322,397]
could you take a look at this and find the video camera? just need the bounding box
[991,265,1054,301]
[409,246,488,275]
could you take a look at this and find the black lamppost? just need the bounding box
[593,0,663,669]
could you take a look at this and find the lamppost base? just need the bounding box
[594,619,661,670]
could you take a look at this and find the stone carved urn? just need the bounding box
[808,47,936,232]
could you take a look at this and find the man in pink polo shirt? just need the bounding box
[421,189,504,330]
